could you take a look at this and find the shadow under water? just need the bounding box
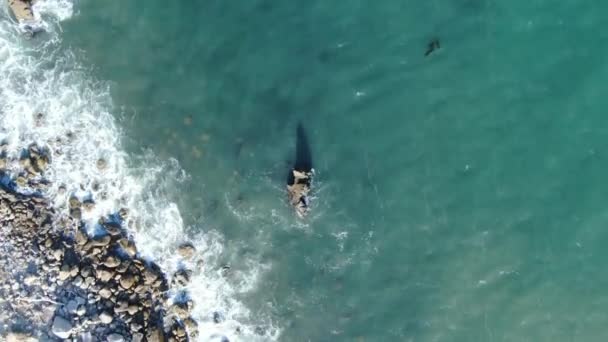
[287,123,313,186]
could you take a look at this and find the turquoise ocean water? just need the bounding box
[10,0,608,340]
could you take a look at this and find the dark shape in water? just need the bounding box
[292,123,312,174]
[425,38,441,57]
[213,311,225,324]
[286,123,314,217]
[210,334,230,342]
[255,326,267,336]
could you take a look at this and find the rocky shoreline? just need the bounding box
[0,143,199,341]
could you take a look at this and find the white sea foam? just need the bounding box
[0,2,278,341]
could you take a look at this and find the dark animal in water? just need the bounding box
[425,38,441,57]
[287,123,314,217]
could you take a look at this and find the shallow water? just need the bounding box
[4,0,608,341]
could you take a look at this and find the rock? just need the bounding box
[144,268,159,285]
[76,305,86,316]
[171,302,190,319]
[85,276,96,287]
[23,275,38,286]
[127,304,139,315]
[66,300,78,314]
[213,311,225,323]
[91,235,111,247]
[80,266,93,278]
[103,256,121,268]
[73,276,83,287]
[51,315,72,339]
[82,200,95,212]
[99,287,112,299]
[96,158,107,170]
[80,332,94,342]
[31,154,49,173]
[6,332,37,342]
[99,311,113,324]
[106,333,125,342]
[146,328,166,342]
[172,269,192,287]
[177,242,196,260]
[105,223,121,236]
[173,325,186,338]
[58,266,71,281]
[116,261,130,273]
[69,196,81,208]
[96,268,114,282]
[114,300,129,313]
[52,248,63,260]
[7,0,35,22]
[119,274,135,289]
[184,316,198,334]
[118,238,137,257]
[75,229,88,246]
[133,283,149,294]
[70,265,79,277]
[118,207,129,220]
[70,207,82,220]
[16,175,27,187]
[132,333,144,342]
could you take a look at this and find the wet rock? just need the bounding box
[99,287,112,299]
[103,255,121,268]
[106,333,125,342]
[213,311,225,324]
[83,200,95,212]
[173,325,187,338]
[118,238,137,257]
[73,275,84,287]
[144,268,159,285]
[16,176,27,187]
[66,299,79,314]
[69,196,81,208]
[171,302,190,319]
[75,228,88,246]
[70,207,82,220]
[254,326,267,336]
[8,0,35,23]
[23,275,38,286]
[127,304,139,315]
[96,268,114,282]
[177,242,196,260]
[58,265,71,281]
[91,235,111,247]
[146,327,166,342]
[30,148,49,173]
[172,269,192,287]
[116,261,130,273]
[119,274,135,289]
[76,305,86,316]
[100,311,113,324]
[80,332,94,342]
[132,333,144,342]
[6,332,37,342]
[184,316,198,336]
[80,266,93,278]
[96,158,107,170]
[51,315,73,339]
[118,207,129,220]
[52,247,64,261]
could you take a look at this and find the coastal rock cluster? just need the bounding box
[0,143,199,341]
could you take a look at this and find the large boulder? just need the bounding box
[51,315,72,339]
